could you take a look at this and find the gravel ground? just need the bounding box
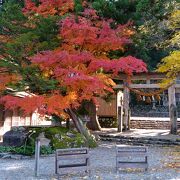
[0,142,179,180]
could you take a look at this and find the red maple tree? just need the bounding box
[0,0,147,140]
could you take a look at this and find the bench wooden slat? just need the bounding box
[117,152,148,156]
[58,161,88,168]
[117,159,148,163]
[57,166,88,175]
[56,148,88,152]
[57,154,89,160]
[56,148,88,155]
[117,147,147,152]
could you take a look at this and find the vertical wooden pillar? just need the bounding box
[117,91,123,132]
[30,113,32,126]
[127,109,131,130]
[168,85,177,134]
[146,77,150,85]
[35,138,40,177]
[117,106,123,132]
[123,85,130,131]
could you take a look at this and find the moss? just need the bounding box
[1,126,97,156]
[26,126,88,151]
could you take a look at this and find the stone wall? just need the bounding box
[131,105,180,118]
[130,119,180,129]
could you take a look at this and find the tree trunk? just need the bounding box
[67,108,95,143]
[85,101,101,131]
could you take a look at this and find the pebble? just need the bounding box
[0,141,179,180]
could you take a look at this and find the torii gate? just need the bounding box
[115,72,180,134]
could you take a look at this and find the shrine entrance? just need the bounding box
[114,72,180,134]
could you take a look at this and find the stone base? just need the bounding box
[130,120,180,129]
[3,127,28,147]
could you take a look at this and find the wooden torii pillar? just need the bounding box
[117,91,123,132]
[168,84,177,134]
[123,83,130,131]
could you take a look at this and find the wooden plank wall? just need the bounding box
[96,95,117,117]
[96,92,123,117]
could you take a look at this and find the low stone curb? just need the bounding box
[0,152,55,160]
[99,134,180,146]
[0,153,31,160]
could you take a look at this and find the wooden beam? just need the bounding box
[115,84,180,89]
[115,73,166,81]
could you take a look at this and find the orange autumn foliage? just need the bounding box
[0,1,147,116]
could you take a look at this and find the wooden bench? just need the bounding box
[116,145,148,172]
[55,148,90,175]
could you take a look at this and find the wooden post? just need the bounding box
[55,150,57,174]
[66,118,70,129]
[146,77,150,85]
[35,138,40,177]
[117,106,123,132]
[117,91,123,132]
[127,109,131,130]
[123,84,130,131]
[169,104,177,134]
[168,85,177,134]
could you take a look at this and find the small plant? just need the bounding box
[40,145,54,155]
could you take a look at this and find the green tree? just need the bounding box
[157,10,180,84]
[157,51,180,85]
[0,1,60,93]
[92,0,179,70]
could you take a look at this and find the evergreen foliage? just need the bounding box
[92,0,179,70]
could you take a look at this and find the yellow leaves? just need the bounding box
[169,10,180,29]
[96,73,116,87]
[122,29,135,37]
[157,50,180,87]
[0,35,11,43]
[42,69,54,78]
[170,31,180,47]
[74,64,87,71]
[165,162,180,169]
[157,51,180,74]
[66,91,78,102]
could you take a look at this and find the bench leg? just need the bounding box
[145,156,148,171]
[85,157,91,177]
